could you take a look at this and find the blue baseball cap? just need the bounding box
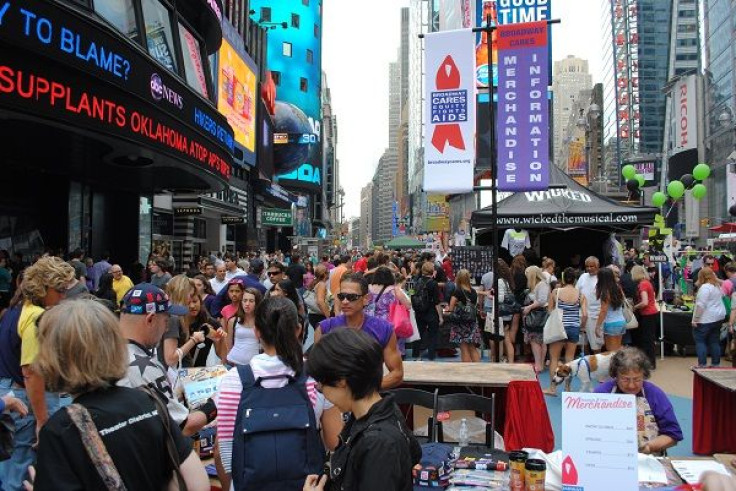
[121,283,188,316]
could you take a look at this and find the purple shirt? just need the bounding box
[595,379,683,442]
[318,314,393,348]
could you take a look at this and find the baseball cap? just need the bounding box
[121,283,188,316]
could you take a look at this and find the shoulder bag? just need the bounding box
[448,289,476,324]
[498,280,521,317]
[543,292,567,344]
[623,298,639,330]
[303,286,321,314]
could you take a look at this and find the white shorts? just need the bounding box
[583,315,604,351]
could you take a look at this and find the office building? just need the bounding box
[552,56,592,165]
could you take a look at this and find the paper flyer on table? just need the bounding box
[670,459,731,485]
[561,392,638,491]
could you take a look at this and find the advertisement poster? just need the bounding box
[496,21,550,191]
[567,140,588,186]
[217,34,257,156]
[423,29,475,194]
[475,0,552,88]
[425,194,451,233]
[561,392,638,491]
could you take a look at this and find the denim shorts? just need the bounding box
[564,324,580,343]
[603,320,626,336]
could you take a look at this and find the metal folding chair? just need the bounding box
[435,392,496,448]
[387,387,439,443]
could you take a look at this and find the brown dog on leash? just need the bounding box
[552,352,615,392]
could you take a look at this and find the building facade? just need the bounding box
[360,182,373,249]
[552,56,592,165]
[0,0,233,270]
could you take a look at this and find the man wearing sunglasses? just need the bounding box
[263,262,286,293]
[314,274,403,389]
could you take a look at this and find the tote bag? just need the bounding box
[543,294,567,344]
[623,298,639,330]
[389,300,413,339]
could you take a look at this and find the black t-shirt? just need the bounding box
[286,262,307,288]
[34,386,192,491]
[452,287,477,306]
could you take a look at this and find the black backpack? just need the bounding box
[232,365,325,491]
[411,277,433,314]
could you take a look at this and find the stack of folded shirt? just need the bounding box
[413,443,456,488]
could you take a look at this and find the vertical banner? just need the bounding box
[424,29,476,194]
[497,21,550,191]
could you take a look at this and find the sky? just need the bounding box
[322,0,606,219]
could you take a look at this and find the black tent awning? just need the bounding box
[471,166,658,230]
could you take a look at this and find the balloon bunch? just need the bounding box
[646,163,711,208]
[621,165,646,196]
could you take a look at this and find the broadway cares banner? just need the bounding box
[424,29,475,194]
[497,21,550,191]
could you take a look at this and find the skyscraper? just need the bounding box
[600,0,699,188]
[552,56,592,166]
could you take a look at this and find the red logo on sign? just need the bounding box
[431,55,465,153]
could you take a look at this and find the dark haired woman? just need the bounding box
[224,287,262,366]
[315,274,404,389]
[216,297,342,491]
[367,266,412,355]
[544,268,587,396]
[304,328,421,491]
[95,272,119,312]
[193,274,216,315]
[594,267,626,351]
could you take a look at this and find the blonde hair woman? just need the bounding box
[160,275,201,367]
[692,267,726,367]
[522,265,550,373]
[31,299,209,490]
[446,269,481,362]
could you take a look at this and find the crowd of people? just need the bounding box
[0,245,733,490]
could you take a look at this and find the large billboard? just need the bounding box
[217,20,256,167]
[667,74,698,181]
[250,0,322,192]
[475,0,552,88]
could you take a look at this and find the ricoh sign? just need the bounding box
[671,74,697,155]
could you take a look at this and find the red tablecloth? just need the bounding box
[504,380,554,453]
[693,369,736,454]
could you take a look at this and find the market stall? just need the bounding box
[471,166,658,265]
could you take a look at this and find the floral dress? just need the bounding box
[448,288,481,345]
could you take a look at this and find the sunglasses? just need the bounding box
[267,271,281,276]
[337,292,363,302]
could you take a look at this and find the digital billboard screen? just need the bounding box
[217,20,257,167]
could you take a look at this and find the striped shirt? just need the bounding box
[215,354,331,475]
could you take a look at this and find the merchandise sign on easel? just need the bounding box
[561,392,638,491]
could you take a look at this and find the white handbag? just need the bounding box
[543,294,567,344]
[623,298,639,330]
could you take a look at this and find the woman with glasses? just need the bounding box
[315,274,404,389]
[304,328,421,491]
[594,347,682,455]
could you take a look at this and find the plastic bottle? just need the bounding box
[458,418,469,447]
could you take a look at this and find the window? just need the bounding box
[193,218,207,239]
[271,71,281,85]
[300,77,308,92]
[291,13,300,28]
[283,42,292,57]
[141,0,178,72]
[95,0,138,41]
[261,7,271,22]
[178,23,208,96]
[306,49,313,64]
[314,23,319,38]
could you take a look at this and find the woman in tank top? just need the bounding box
[544,267,588,396]
[225,287,263,366]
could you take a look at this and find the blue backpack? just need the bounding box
[232,365,325,491]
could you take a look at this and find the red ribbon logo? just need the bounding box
[431,55,466,153]
[561,455,579,485]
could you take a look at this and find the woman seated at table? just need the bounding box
[595,347,683,455]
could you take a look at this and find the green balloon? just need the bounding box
[693,163,711,181]
[652,191,667,207]
[668,180,685,199]
[622,165,637,180]
[635,174,646,187]
[692,183,707,200]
